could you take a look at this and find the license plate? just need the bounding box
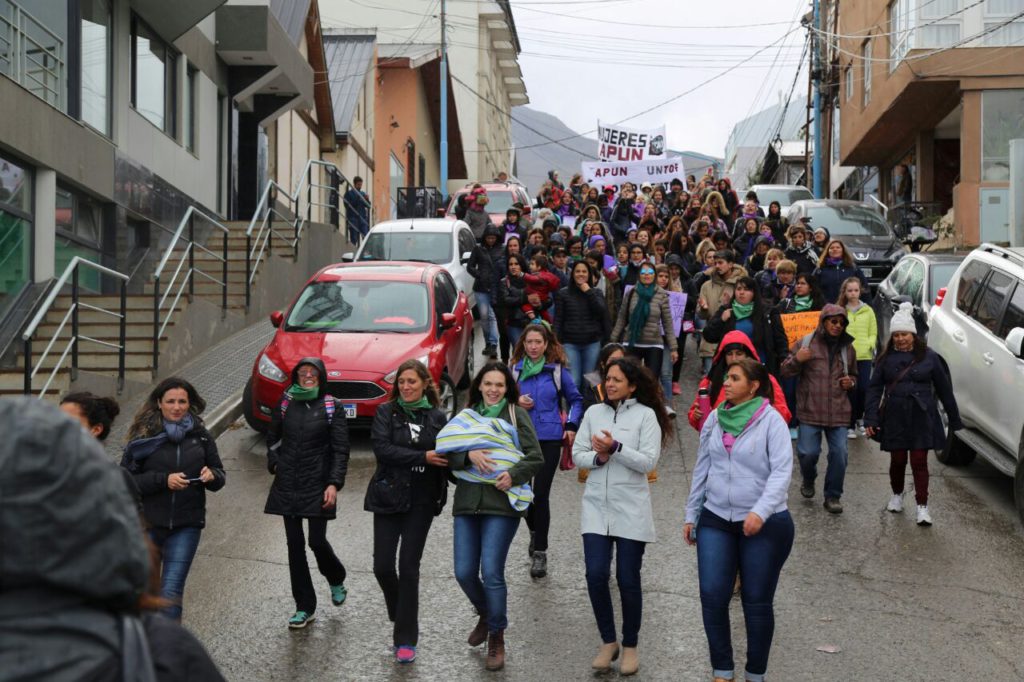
[344,404,357,419]
[861,267,873,278]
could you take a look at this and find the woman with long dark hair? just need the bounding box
[121,377,225,621]
[572,358,673,676]
[685,358,794,682]
[774,272,826,314]
[813,239,869,304]
[702,276,789,374]
[498,253,549,348]
[555,260,611,389]
[609,262,678,382]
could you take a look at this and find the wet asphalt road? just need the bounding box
[184,337,1024,681]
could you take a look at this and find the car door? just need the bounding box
[960,267,1015,440]
[433,272,464,380]
[990,280,1024,452]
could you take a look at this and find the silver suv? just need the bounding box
[928,244,1024,522]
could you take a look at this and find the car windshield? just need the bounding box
[804,205,892,237]
[929,263,961,302]
[756,187,813,206]
[358,232,451,264]
[449,190,515,215]
[285,280,429,332]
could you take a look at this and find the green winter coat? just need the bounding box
[845,302,877,361]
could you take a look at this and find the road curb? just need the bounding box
[205,388,244,439]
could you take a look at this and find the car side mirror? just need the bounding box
[441,312,457,329]
[460,251,472,264]
[341,252,355,262]
[270,311,283,328]
[1006,327,1024,359]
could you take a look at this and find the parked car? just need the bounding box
[243,263,474,432]
[873,252,965,342]
[748,184,814,217]
[927,244,1024,522]
[344,218,477,311]
[444,182,533,229]
[787,199,905,291]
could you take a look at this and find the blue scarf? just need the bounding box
[125,413,194,462]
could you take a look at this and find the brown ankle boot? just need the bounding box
[485,630,505,671]
[619,646,639,676]
[591,642,620,671]
[467,615,488,647]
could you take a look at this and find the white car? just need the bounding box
[927,243,1024,522]
[343,218,477,310]
[748,184,814,217]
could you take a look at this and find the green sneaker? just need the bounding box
[330,584,348,606]
[288,611,315,629]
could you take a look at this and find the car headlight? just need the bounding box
[383,355,432,384]
[258,353,287,382]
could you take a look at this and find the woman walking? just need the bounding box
[554,260,611,389]
[573,359,673,676]
[702,276,790,375]
[864,303,962,526]
[121,378,226,621]
[609,262,679,393]
[838,277,877,438]
[437,362,543,672]
[510,324,584,579]
[813,239,869,304]
[684,358,794,682]
[264,358,350,629]
[366,359,449,662]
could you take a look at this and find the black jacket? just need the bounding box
[703,303,790,374]
[784,244,819,275]
[609,198,638,237]
[554,283,610,345]
[467,226,503,293]
[365,402,449,515]
[498,275,551,328]
[264,357,350,519]
[122,420,225,530]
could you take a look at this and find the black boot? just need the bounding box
[530,551,547,579]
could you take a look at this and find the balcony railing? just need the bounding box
[396,187,444,219]
[0,0,66,110]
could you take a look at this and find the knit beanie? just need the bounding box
[890,301,916,336]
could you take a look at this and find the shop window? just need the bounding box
[982,89,1024,182]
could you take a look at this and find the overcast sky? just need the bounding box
[511,0,809,158]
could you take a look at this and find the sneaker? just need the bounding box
[847,429,857,440]
[482,345,497,358]
[288,611,315,629]
[665,405,677,419]
[672,381,681,396]
[395,645,417,664]
[330,584,348,606]
[530,551,547,579]
[823,497,844,514]
[886,493,904,513]
[800,479,814,498]
[857,420,867,436]
[916,505,933,526]
[789,427,799,440]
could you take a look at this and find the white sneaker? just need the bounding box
[665,406,677,419]
[886,493,903,513]
[848,429,857,440]
[857,420,867,436]
[916,505,933,526]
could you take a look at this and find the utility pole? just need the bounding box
[812,0,823,199]
[440,0,449,202]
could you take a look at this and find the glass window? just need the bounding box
[184,64,197,152]
[131,15,177,135]
[845,65,853,101]
[0,154,33,321]
[904,259,925,304]
[998,281,1024,338]
[971,269,1014,333]
[433,278,454,317]
[458,229,475,256]
[439,272,458,310]
[285,280,429,332]
[888,257,914,291]
[928,262,961,302]
[805,204,892,237]
[890,0,912,68]
[81,0,111,135]
[982,90,1024,181]
[956,260,989,312]
[359,232,453,264]
[863,39,872,106]
[0,156,33,214]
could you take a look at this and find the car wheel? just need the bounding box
[458,346,474,390]
[242,377,267,433]
[439,372,459,420]
[935,401,974,466]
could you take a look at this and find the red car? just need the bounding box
[445,182,533,227]
[243,262,474,431]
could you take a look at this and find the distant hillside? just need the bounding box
[510,106,722,195]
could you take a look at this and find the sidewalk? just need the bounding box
[103,319,274,459]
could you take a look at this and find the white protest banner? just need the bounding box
[582,157,686,189]
[597,120,667,162]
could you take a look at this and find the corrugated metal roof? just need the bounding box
[269,0,311,46]
[323,33,375,134]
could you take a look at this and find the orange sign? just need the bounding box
[780,311,821,348]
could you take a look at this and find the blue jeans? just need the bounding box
[582,534,646,647]
[780,376,799,427]
[476,291,499,348]
[453,514,520,632]
[149,526,202,621]
[660,345,674,401]
[508,325,524,348]
[797,424,849,499]
[564,341,601,389]
[697,509,794,681]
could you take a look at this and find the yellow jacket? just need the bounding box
[845,302,877,361]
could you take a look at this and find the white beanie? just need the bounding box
[890,301,916,336]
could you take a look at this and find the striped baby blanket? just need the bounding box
[435,409,534,511]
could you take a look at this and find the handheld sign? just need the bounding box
[780,311,822,348]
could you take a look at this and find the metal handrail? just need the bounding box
[22,256,128,398]
[152,205,230,371]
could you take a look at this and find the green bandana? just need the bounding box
[476,398,508,419]
[716,397,766,436]
[731,300,754,320]
[794,295,813,312]
[397,396,432,418]
[286,383,319,401]
[519,356,545,382]
[627,282,657,346]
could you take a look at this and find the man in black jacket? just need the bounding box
[467,224,503,357]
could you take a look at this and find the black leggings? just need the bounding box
[627,346,664,375]
[525,440,563,553]
[283,516,346,614]
[373,508,435,646]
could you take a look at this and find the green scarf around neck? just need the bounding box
[794,295,813,312]
[731,300,754,320]
[716,396,766,436]
[397,395,433,418]
[286,383,319,401]
[627,282,657,346]
[476,398,508,419]
[519,355,546,382]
